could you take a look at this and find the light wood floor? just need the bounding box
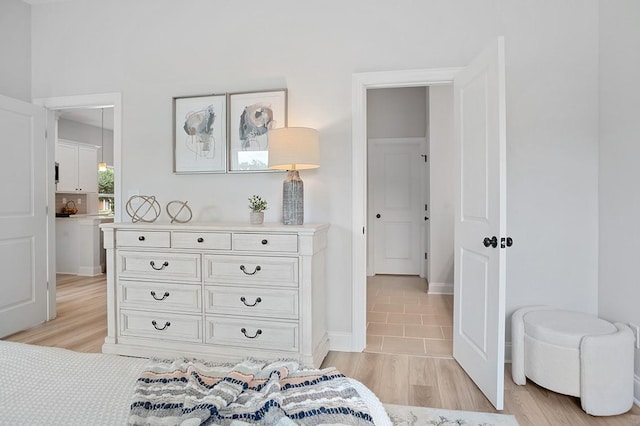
[5,274,640,425]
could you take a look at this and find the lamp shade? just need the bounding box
[268,127,320,170]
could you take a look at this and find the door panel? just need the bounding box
[453,37,507,410]
[370,139,423,275]
[0,94,48,338]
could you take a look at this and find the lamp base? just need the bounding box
[282,170,303,225]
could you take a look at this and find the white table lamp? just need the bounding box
[268,127,319,225]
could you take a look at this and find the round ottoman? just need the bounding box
[511,307,634,416]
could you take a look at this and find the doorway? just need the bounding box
[364,85,455,356]
[35,93,122,320]
[351,69,461,352]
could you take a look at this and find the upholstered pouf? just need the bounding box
[511,307,635,416]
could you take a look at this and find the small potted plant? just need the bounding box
[248,195,268,224]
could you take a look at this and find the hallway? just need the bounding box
[366,274,453,357]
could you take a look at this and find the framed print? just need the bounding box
[228,89,287,172]
[173,94,227,173]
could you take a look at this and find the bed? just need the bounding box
[0,341,391,425]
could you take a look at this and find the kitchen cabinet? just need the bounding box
[56,215,114,275]
[55,139,99,193]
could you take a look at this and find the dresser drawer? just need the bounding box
[117,230,170,248]
[233,233,297,252]
[120,281,201,313]
[203,255,298,287]
[117,251,201,282]
[120,310,202,343]
[204,286,298,319]
[171,231,231,250]
[205,316,298,351]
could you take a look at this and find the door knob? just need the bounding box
[376,214,381,218]
[500,237,514,248]
[483,236,498,248]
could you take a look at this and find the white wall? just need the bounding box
[28,0,600,345]
[428,86,454,289]
[58,117,114,166]
[598,0,640,399]
[0,0,30,101]
[367,87,427,138]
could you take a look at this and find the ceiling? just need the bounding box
[58,107,114,131]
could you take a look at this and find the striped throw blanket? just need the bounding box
[128,358,375,425]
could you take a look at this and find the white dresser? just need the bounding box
[101,222,329,367]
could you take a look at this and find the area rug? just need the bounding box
[383,403,519,426]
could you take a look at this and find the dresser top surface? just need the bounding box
[100,222,329,234]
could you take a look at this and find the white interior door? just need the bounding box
[453,37,507,409]
[370,138,422,275]
[0,94,49,338]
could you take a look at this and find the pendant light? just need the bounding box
[98,108,107,171]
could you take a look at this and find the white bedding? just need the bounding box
[0,341,391,425]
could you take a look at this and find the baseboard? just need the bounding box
[77,265,102,276]
[328,331,356,352]
[428,282,453,294]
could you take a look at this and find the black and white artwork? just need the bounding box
[228,90,287,172]
[174,94,226,173]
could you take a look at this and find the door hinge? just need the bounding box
[424,203,428,211]
[424,252,428,260]
[45,205,48,214]
[421,154,427,163]
[45,129,48,139]
[46,281,49,290]
[362,226,365,235]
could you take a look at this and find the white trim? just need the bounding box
[33,93,122,321]
[352,68,462,352]
[427,282,454,295]
[635,374,640,407]
[327,331,354,352]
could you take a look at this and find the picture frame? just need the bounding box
[228,89,287,172]
[173,94,227,173]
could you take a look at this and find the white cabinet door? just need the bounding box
[78,145,98,192]
[55,140,98,193]
[55,141,78,192]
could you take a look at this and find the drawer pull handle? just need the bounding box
[150,291,170,301]
[150,260,169,270]
[240,327,262,339]
[197,237,204,243]
[138,236,145,241]
[151,320,171,331]
[240,265,261,275]
[261,239,268,245]
[240,296,262,307]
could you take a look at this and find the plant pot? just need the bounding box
[250,211,264,225]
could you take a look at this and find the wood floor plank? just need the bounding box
[377,354,409,404]
[4,274,640,426]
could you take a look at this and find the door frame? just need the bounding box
[352,68,461,351]
[34,93,122,320]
